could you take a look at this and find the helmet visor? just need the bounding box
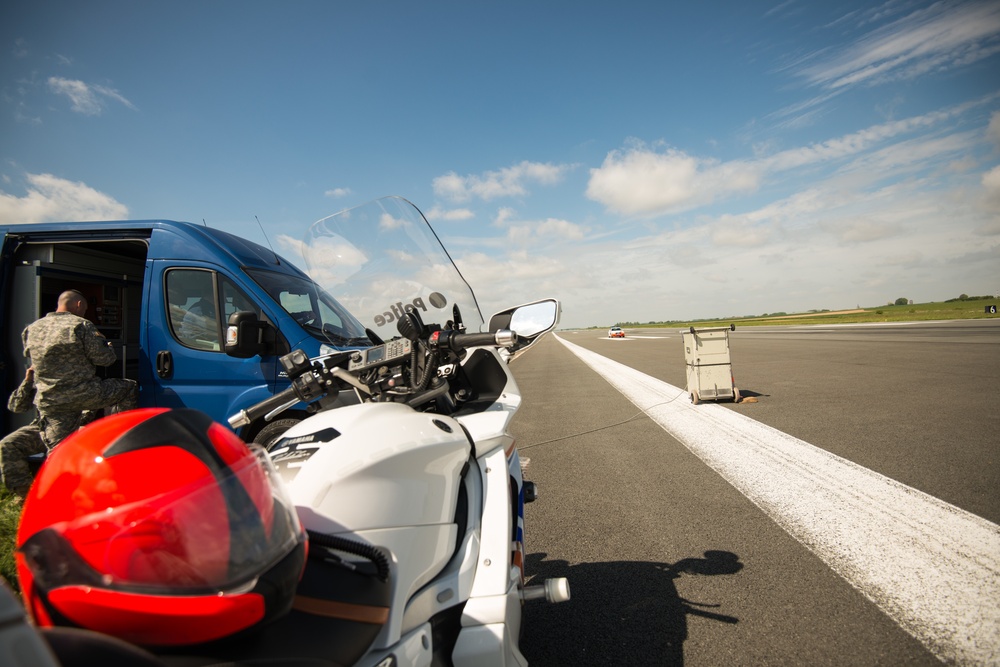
[21,446,303,595]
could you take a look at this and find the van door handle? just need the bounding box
[156,350,173,379]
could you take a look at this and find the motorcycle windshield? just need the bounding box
[302,196,485,345]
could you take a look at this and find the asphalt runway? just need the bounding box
[511,319,999,666]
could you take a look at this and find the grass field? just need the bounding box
[611,295,999,330]
[2,295,997,597]
[0,489,22,594]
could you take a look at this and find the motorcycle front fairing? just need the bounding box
[268,401,473,654]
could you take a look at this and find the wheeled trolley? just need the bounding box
[680,325,740,404]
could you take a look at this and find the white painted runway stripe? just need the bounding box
[556,334,1000,666]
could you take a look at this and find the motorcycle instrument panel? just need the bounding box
[348,339,412,372]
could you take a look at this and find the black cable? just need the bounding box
[305,530,390,582]
[518,391,688,451]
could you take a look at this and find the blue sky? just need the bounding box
[2,0,998,329]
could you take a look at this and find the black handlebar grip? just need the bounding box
[441,330,516,351]
[448,331,501,350]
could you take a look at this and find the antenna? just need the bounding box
[255,215,280,265]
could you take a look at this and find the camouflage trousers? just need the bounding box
[38,378,138,448]
[2,379,136,497]
[0,423,45,497]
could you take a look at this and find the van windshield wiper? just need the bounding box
[302,322,370,348]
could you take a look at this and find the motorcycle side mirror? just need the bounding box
[225,310,266,358]
[489,299,560,339]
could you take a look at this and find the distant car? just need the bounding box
[608,326,625,338]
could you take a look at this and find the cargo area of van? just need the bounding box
[5,235,148,432]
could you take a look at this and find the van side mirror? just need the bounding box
[225,311,265,358]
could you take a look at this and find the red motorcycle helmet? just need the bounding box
[16,408,306,647]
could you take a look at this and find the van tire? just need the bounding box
[253,418,300,448]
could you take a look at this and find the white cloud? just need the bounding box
[324,187,351,198]
[798,1,1000,91]
[0,173,128,223]
[822,218,903,243]
[988,111,1000,147]
[586,144,761,217]
[432,160,573,202]
[769,3,1000,128]
[494,207,517,226]
[589,102,986,219]
[378,212,406,231]
[274,233,306,258]
[535,217,586,240]
[48,77,136,115]
[711,217,774,247]
[425,205,474,221]
[832,129,979,182]
[983,165,1000,210]
[561,146,1000,327]
[453,248,576,320]
[276,232,368,287]
[491,206,587,243]
[505,217,587,244]
[762,108,955,172]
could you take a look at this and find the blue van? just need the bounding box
[1,220,369,445]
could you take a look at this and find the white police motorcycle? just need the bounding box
[220,196,569,666]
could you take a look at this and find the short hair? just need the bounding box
[58,290,87,308]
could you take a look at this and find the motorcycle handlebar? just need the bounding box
[228,383,300,430]
[434,329,516,352]
[230,328,518,429]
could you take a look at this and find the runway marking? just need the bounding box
[598,335,670,341]
[555,334,1000,667]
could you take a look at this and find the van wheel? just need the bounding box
[253,418,300,448]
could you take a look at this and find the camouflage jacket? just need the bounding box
[6,373,35,413]
[22,312,117,411]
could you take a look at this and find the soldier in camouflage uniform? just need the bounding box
[0,367,44,496]
[21,289,137,449]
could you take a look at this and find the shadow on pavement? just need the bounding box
[521,550,742,666]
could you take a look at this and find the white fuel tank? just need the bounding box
[266,402,472,532]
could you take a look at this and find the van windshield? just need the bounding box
[244,268,371,348]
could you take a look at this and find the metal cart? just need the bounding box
[680,325,740,404]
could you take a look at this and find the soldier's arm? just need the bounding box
[81,321,117,367]
[7,368,35,413]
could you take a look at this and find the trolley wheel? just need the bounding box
[691,390,700,405]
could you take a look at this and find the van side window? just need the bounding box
[167,270,220,351]
[222,277,261,320]
[167,270,262,352]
